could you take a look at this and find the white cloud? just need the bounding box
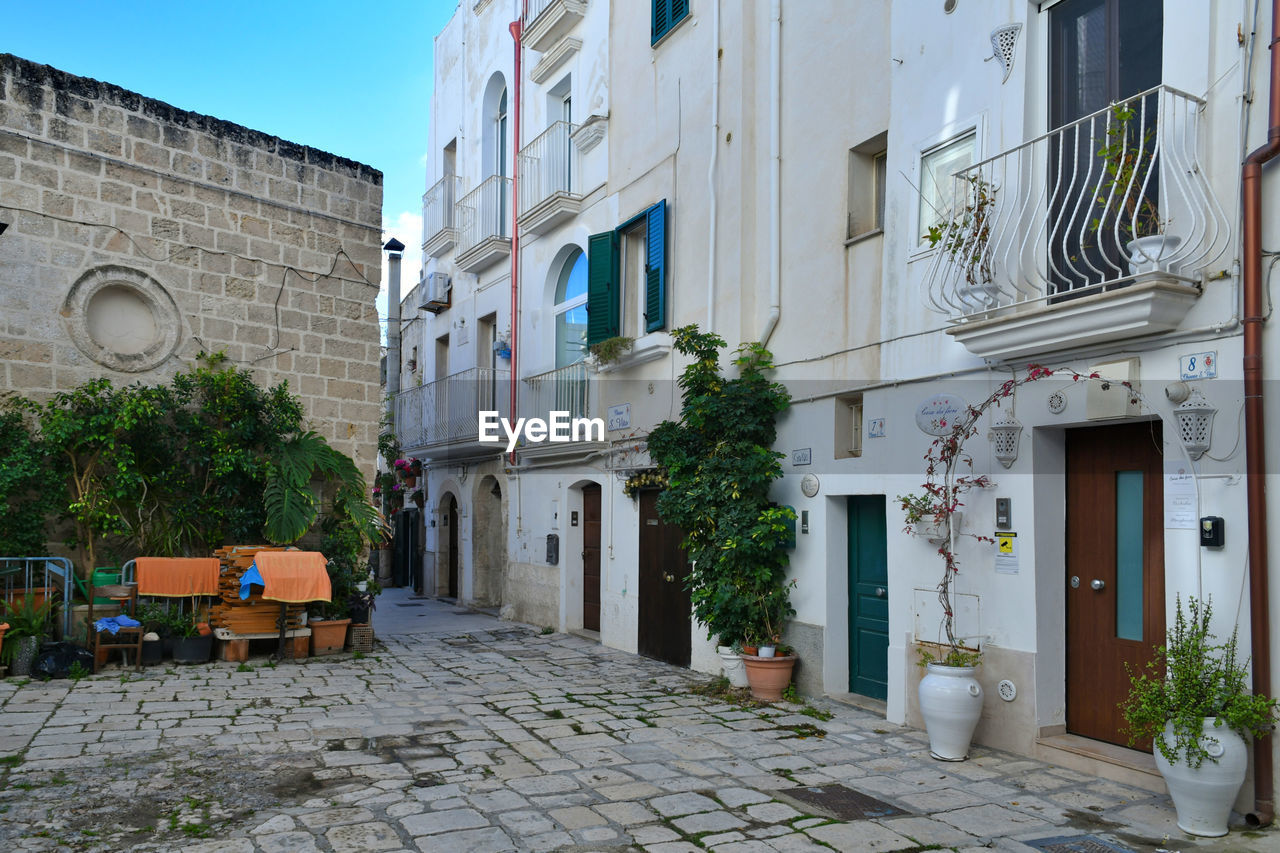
[377,210,424,345]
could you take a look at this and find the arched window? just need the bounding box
[496,87,508,178]
[553,248,588,367]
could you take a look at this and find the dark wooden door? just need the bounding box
[637,489,691,667]
[848,495,889,700]
[447,496,459,599]
[583,484,601,631]
[1066,422,1164,748]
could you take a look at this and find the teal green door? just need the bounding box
[848,495,889,700]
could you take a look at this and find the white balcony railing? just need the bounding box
[524,0,555,26]
[455,175,512,258]
[395,367,511,451]
[518,121,579,216]
[524,360,591,424]
[924,86,1229,319]
[422,175,461,250]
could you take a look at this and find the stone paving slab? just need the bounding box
[0,594,1278,851]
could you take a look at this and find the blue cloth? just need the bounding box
[240,563,265,600]
[93,615,141,635]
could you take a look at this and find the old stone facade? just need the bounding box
[0,54,383,466]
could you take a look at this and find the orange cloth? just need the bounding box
[135,557,220,597]
[253,551,332,603]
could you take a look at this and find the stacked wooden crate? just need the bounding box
[208,546,306,634]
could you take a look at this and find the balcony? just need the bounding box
[923,86,1229,361]
[395,367,512,460]
[455,175,512,273]
[518,121,581,235]
[522,361,605,460]
[422,175,461,258]
[523,0,587,53]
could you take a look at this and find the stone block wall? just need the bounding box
[0,54,383,467]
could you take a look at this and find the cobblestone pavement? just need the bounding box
[1,603,1279,852]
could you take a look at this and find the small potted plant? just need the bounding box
[1091,100,1178,274]
[1,595,52,677]
[741,583,798,702]
[1120,596,1277,837]
[170,607,212,664]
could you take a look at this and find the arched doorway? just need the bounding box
[472,475,506,607]
[446,494,459,599]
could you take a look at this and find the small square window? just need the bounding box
[835,394,864,459]
[847,132,888,240]
[918,131,977,246]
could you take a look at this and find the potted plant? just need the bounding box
[1120,596,1277,837]
[899,365,1056,760]
[1,594,52,677]
[348,587,377,625]
[741,586,799,702]
[648,326,797,702]
[1091,100,1179,275]
[924,172,999,298]
[170,608,212,664]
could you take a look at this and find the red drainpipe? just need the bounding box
[1243,0,1279,827]
[507,14,523,467]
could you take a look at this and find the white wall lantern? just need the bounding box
[1174,389,1217,460]
[989,411,1023,468]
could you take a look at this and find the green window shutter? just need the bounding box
[652,0,668,44]
[586,231,619,346]
[670,0,688,29]
[644,200,667,333]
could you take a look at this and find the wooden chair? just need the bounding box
[86,581,143,672]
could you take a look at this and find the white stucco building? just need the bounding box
[395,0,1280,817]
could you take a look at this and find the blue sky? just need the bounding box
[3,0,462,327]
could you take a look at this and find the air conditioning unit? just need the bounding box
[421,272,451,314]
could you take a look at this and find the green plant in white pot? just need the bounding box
[1120,596,1277,837]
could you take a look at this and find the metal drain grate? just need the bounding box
[778,785,907,821]
[1024,835,1133,853]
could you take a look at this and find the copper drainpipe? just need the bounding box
[507,13,523,466]
[1243,0,1279,827]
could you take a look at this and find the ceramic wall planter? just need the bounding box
[172,634,212,664]
[717,646,749,688]
[742,655,796,702]
[310,618,351,656]
[918,663,984,760]
[1153,718,1248,837]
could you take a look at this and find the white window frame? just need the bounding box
[909,118,984,261]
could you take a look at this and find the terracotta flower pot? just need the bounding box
[309,618,351,656]
[742,654,797,702]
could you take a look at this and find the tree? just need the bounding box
[648,325,795,646]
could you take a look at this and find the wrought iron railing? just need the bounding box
[518,121,578,216]
[422,175,461,247]
[524,360,591,424]
[455,175,512,257]
[395,368,512,450]
[924,86,1229,319]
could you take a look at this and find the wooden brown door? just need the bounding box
[447,496,459,599]
[583,484,601,631]
[1066,422,1164,748]
[637,489,691,667]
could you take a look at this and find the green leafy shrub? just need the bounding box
[1121,596,1277,768]
[648,325,795,648]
